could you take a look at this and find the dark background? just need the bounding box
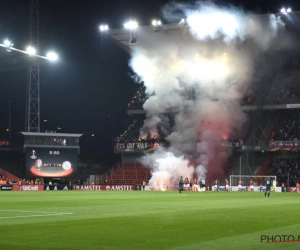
[1,0,299,166]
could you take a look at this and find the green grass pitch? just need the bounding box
[0,191,299,250]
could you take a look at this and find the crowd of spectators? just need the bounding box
[0,170,19,185]
[115,121,242,150]
[288,83,300,100]
[127,83,147,110]
[269,157,300,187]
[0,140,10,146]
[286,67,300,100]
[115,120,143,143]
[270,113,300,141]
[115,120,166,145]
[0,170,7,180]
[228,138,244,149]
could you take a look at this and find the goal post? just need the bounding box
[229,175,276,191]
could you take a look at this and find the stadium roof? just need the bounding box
[0,44,50,74]
[103,22,185,54]
[104,11,300,54]
[104,11,300,115]
[21,132,83,137]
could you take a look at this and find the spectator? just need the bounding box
[269,157,300,187]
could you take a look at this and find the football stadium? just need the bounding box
[1,1,300,249]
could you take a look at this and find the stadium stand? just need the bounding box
[269,157,300,187]
[0,168,21,184]
[106,57,300,187]
[287,67,300,101]
[0,146,26,183]
[99,163,151,185]
[2,16,299,186]
[115,119,166,145]
[115,120,144,143]
[270,112,300,141]
[127,83,147,110]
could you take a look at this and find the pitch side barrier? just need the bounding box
[0,185,44,191]
[3,185,296,192]
[0,184,71,191]
[288,187,300,193]
[72,185,136,191]
[220,186,282,192]
[144,186,283,192]
[0,184,138,191]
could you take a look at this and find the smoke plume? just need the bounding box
[129,1,296,189]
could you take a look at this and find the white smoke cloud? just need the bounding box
[140,148,194,189]
[129,1,296,189]
[186,3,247,42]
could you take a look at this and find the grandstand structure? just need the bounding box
[98,11,300,188]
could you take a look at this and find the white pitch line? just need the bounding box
[0,212,73,219]
[0,210,69,214]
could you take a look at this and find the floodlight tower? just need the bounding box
[25,0,40,132]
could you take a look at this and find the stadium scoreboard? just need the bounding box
[21,132,82,178]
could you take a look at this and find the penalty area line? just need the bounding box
[0,212,73,219]
[0,210,68,214]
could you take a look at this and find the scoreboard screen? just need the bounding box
[25,147,78,177]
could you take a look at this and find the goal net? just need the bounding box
[229,175,276,192]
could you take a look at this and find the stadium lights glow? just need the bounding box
[152,20,162,26]
[99,24,109,31]
[281,7,292,14]
[124,20,138,30]
[1,40,59,61]
[179,18,185,24]
[4,39,13,47]
[26,46,36,55]
[46,51,58,61]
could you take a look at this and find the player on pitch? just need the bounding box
[225,179,229,192]
[237,178,243,192]
[249,179,254,192]
[272,178,276,192]
[178,176,183,193]
[214,179,219,192]
[264,177,272,198]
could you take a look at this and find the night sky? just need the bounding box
[0,0,299,163]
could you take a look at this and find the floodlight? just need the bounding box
[4,39,13,47]
[124,21,138,30]
[281,7,292,14]
[152,20,162,26]
[99,24,109,31]
[46,52,58,61]
[26,46,36,55]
